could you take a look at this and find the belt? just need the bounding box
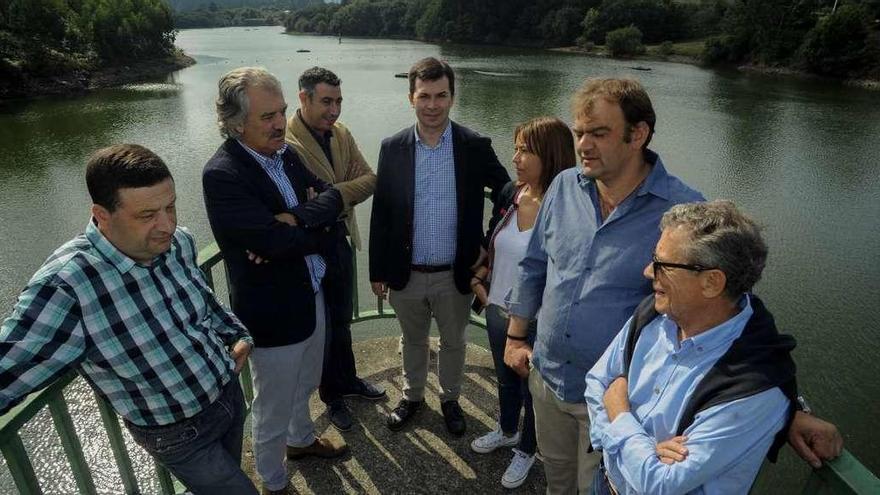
[600,460,620,495]
[410,264,452,273]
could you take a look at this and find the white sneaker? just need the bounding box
[501,448,536,489]
[470,425,520,454]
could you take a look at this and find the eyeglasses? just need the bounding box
[651,254,717,278]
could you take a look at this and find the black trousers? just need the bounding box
[319,236,359,404]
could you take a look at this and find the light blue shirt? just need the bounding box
[585,295,790,495]
[412,122,457,265]
[237,141,325,292]
[506,151,704,402]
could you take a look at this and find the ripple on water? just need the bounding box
[0,379,162,494]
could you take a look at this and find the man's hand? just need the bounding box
[504,339,533,378]
[275,212,298,226]
[306,187,317,201]
[603,376,631,422]
[229,340,252,373]
[788,411,844,468]
[246,250,269,265]
[371,281,388,299]
[656,436,689,465]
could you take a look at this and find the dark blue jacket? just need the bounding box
[368,122,510,294]
[202,139,343,347]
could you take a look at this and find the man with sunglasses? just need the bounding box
[584,200,792,494]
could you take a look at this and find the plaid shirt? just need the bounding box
[412,122,457,265]
[0,220,252,426]
[238,140,326,292]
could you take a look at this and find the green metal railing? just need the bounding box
[0,243,876,494]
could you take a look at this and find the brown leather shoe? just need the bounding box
[286,436,349,460]
[261,483,292,495]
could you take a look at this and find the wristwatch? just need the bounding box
[797,395,812,414]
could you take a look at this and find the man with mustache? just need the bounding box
[203,67,347,495]
[285,67,384,433]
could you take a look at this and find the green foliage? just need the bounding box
[659,40,674,56]
[605,24,645,56]
[711,0,822,66]
[174,6,286,29]
[285,0,597,46]
[681,0,728,38]
[798,3,878,76]
[582,0,689,44]
[0,0,176,79]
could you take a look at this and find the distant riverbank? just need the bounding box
[0,52,196,101]
[551,45,880,90]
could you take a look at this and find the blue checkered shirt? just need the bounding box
[238,141,326,291]
[0,220,252,426]
[412,123,457,265]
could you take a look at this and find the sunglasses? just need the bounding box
[651,254,716,278]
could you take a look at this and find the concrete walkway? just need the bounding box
[241,336,547,494]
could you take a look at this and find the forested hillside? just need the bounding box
[169,0,322,12]
[1,0,185,98]
[284,0,880,80]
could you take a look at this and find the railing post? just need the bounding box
[0,434,42,494]
[95,395,140,494]
[48,397,97,495]
[156,461,177,495]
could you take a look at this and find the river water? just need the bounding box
[0,26,878,493]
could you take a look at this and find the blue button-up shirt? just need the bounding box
[506,152,704,402]
[238,141,325,292]
[585,295,789,494]
[0,221,251,426]
[412,123,457,265]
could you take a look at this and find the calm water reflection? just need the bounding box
[0,26,878,492]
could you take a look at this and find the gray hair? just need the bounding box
[660,200,768,299]
[215,67,282,139]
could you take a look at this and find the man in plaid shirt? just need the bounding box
[0,144,257,494]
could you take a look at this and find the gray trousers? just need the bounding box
[529,369,600,494]
[389,271,472,402]
[249,290,326,491]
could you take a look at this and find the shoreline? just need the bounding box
[0,52,197,102]
[550,46,880,90]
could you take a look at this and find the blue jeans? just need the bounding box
[486,304,537,454]
[125,378,257,495]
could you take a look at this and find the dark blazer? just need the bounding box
[369,121,511,294]
[202,139,343,348]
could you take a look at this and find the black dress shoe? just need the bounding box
[328,400,353,432]
[441,400,466,436]
[387,399,422,431]
[343,379,387,401]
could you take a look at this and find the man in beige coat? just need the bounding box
[285,67,385,432]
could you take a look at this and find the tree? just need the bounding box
[798,3,878,76]
[605,24,645,57]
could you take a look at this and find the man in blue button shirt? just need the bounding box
[585,200,792,495]
[504,78,704,493]
[369,58,510,436]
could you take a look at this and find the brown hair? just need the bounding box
[571,78,656,150]
[408,57,455,96]
[86,144,171,212]
[515,116,576,196]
